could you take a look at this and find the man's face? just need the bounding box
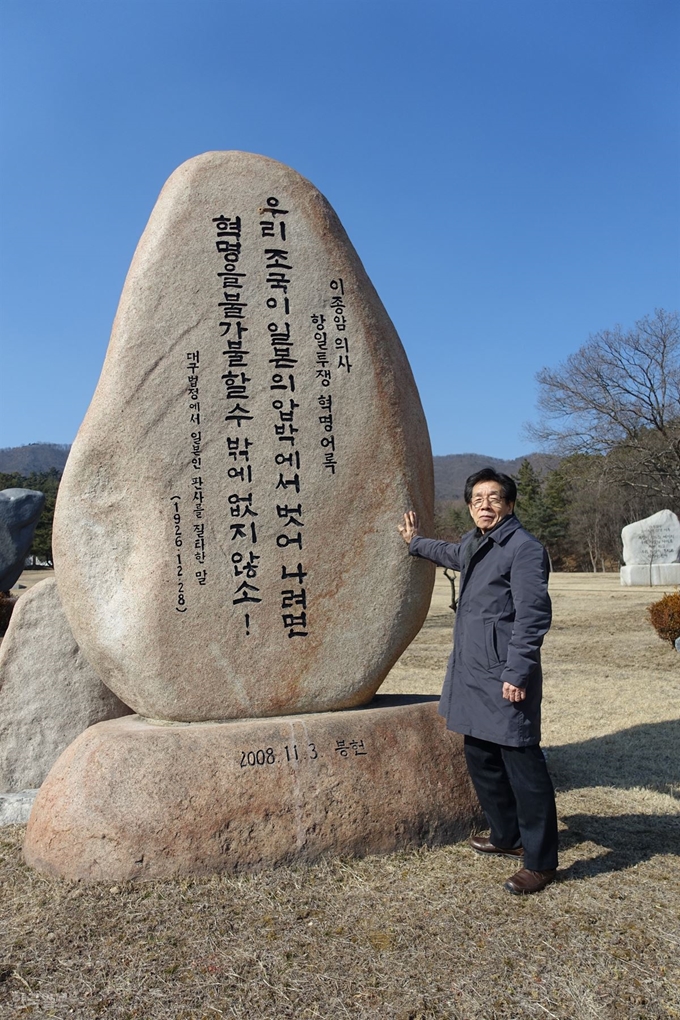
[468,481,514,533]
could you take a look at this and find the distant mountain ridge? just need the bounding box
[0,443,71,475]
[0,443,558,497]
[433,452,560,501]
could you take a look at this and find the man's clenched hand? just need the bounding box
[503,683,526,702]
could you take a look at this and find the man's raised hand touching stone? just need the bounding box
[398,510,419,544]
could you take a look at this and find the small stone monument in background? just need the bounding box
[25,152,480,881]
[0,488,45,593]
[620,509,680,586]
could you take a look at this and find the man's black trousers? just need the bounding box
[464,735,559,871]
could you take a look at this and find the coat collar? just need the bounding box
[484,512,521,544]
[458,514,521,600]
[462,512,520,547]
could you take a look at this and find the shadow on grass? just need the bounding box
[544,719,680,879]
[557,811,680,880]
[546,718,680,800]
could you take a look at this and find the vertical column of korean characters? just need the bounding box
[309,277,350,479]
[259,196,308,640]
[311,305,335,476]
[214,213,260,637]
[169,488,186,614]
[187,352,207,587]
[330,278,352,375]
[169,348,204,615]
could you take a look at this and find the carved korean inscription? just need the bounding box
[236,736,368,771]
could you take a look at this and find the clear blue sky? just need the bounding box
[1,0,678,458]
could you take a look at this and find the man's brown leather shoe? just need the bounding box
[504,868,556,894]
[469,835,524,859]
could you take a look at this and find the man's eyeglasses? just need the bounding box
[470,494,506,509]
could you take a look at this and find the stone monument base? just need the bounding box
[24,695,482,882]
[620,564,680,586]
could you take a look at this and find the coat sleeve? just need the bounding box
[500,539,552,689]
[408,534,462,571]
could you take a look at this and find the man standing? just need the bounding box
[399,467,558,894]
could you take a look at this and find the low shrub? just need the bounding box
[648,590,680,645]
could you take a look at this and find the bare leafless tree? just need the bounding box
[526,309,680,501]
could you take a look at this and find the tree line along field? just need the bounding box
[1,455,674,576]
[3,308,680,573]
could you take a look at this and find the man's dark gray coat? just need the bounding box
[410,514,551,747]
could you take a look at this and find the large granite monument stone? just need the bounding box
[51,151,434,722]
[25,153,480,879]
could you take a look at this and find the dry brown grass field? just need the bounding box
[1,571,679,1019]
